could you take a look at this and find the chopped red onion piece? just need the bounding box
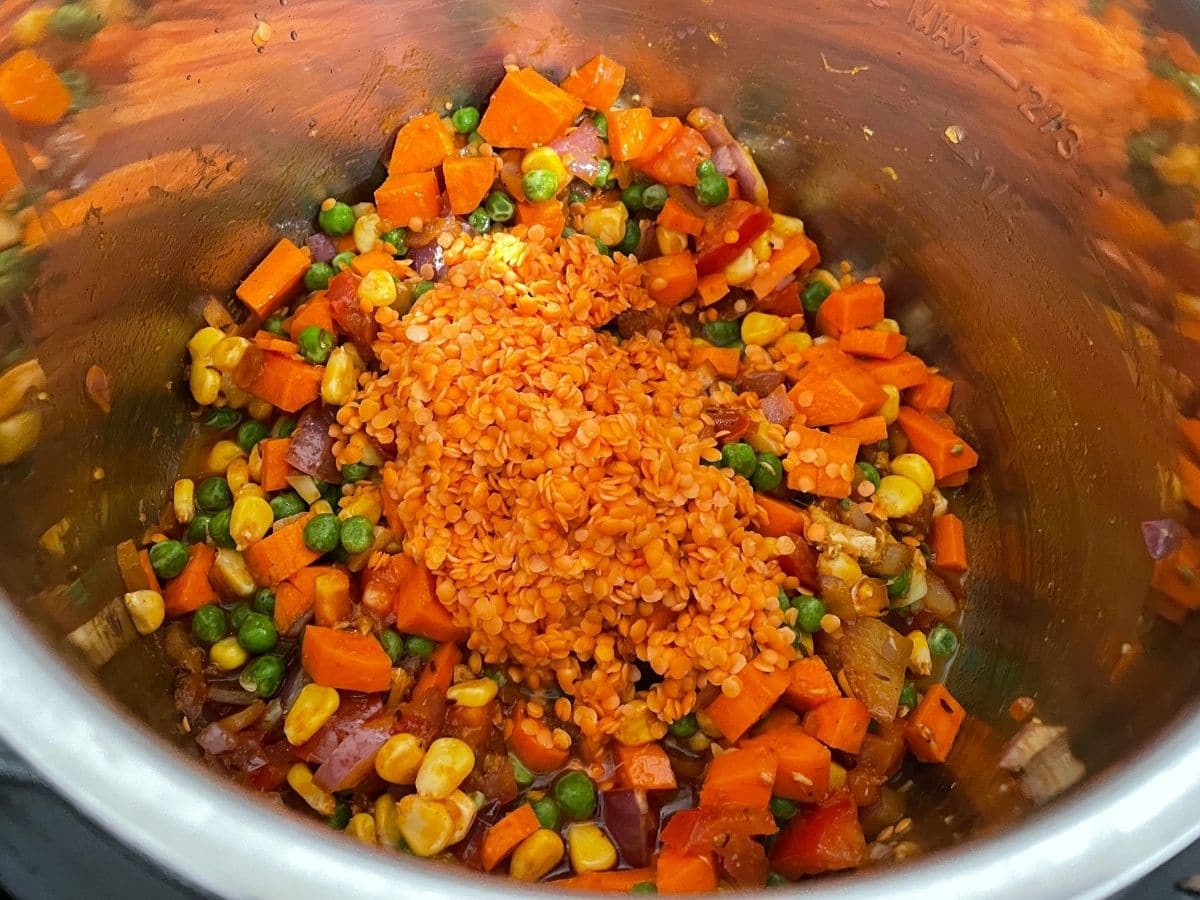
[1143,518,1183,560]
[306,233,337,263]
[286,404,341,484]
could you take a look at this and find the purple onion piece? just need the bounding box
[306,233,337,263]
[601,789,651,867]
[408,241,446,280]
[313,725,391,792]
[286,404,341,484]
[1143,518,1184,560]
[550,119,605,181]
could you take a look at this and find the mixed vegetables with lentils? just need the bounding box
[117,55,980,890]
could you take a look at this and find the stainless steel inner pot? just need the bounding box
[0,0,1198,897]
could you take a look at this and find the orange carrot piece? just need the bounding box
[1179,453,1200,510]
[0,50,69,125]
[699,745,776,808]
[657,850,717,894]
[615,742,678,791]
[803,697,870,754]
[633,117,684,169]
[789,355,885,427]
[258,438,295,492]
[741,726,832,804]
[508,704,571,772]
[481,804,541,871]
[1138,77,1195,123]
[443,155,498,215]
[559,54,626,110]
[252,331,301,355]
[137,549,161,593]
[749,235,816,299]
[606,107,653,161]
[1152,538,1200,611]
[688,343,740,379]
[863,352,929,390]
[757,495,808,538]
[377,554,467,641]
[838,328,907,360]
[785,425,861,499]
[638,126,711,187]
[755,281,802,317]
[235,238,310,318]
[0,142,21,196]
[782,656,841,712]
[314,570,353,627]
[273,581,310,634]
[814,282,885,337]
[288,295,335,343]
[414,641,463,698]
[478,67,583,148]
[907,373,954,413]
[349,250,407,278]
[704,664,791,742]
[234,347,323,414]
[554,868,656,892]
[641,252,698,306]
[515,200,567,241]
[829,415,888,444]
[243,513,321,586]
[931,514,968,572]
[301,625,393,693]
[696,273,729,307]
[374,171,441,227]
[905,683,965,763]
[387,111,456,175]
[896,407,980,481]
[657,196,706,237]
[162,543,218,617]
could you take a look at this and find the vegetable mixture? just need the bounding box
[119,55,980,889]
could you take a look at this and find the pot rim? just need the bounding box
[0,600,1193,900]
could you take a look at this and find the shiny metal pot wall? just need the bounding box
[0,0,1198,897]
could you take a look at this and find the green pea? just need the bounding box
[697,160,718,180]
[621,182,646,212]
[468,208,492,234]
[318,202,355,237]
[240,655,285,698]
[801,281,832,316]
[485,668,508,687]
[720,442,757,478]
[340,515,374,554]
[341,462,370,483]
[328,800,352,830]
[59,69,94,112]
[592,159,612,188]
[378,228,407,256]
[928,624,959,657]
[567,190,589,206]
[253,588,276,616]
[405,635,436,660]
[318,480,342,508]
[196,476,232,512]
[49,3,105,41]
[886,569,912,599]
[631,882,657,894]
[148,539,188,580]
[593,238,611,256]
[777,587,791,613]
[331,251,356,271]
[554,771,597,820]
[484,190,515,223]
[668,713,698,739]
[304,262,336,291]
[270,491,307,521]
[237,611,278,654]
[769,796,798,823]
[766,872,789,887]
[562,227,577,238]
[592,111,608,140]
[898,681,918,709]
[229,603,252,630]
[1149,57,1180,80]
[531,796,560,830]
[616,219,641,255]
[510,753,535,789]
[236,420,269,453]
[378,628,404,664]
[273,417,297,438]
[191,605,227,645]
[186,514,211,544]
[751,453,784,492]
[703,319,741,347]
[411,280,435,300]
[856,461,881,488]
[262,313,288,337]
[1179,72,1200,99]
[451,106,481,134]
[467,130,484,146]
[522,169,559,203]
[208,508,234,549]
[794,596,826,633]
[695,169,729,207]
[1127,129,1170,166]
[297,326,334,365]
[303,513,341,553]
[202,408,241,430]
[641,184,668,211]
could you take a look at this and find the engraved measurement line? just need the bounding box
[980,54,1019,91]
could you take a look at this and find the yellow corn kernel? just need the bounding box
[247,398,274,421]
[521,146,570,190]
[656,225,688,256]
[879,384,901,425]
[741,312,789,347]
[374,794,402,849]
[210,636,247,671]
[416,737,475,800]
[236,484,267,502]
[230,495,272,550]
[351,201,377,220]
[0,409,40,465]
[771,213,805,237]
[829,762,847,791]
[339,487,382,525]
[694,708,723,739]
[353,212,384,254]
[322,346,361,406]
[206,440,244,475]
[209,336,250,374]
[189,364,221,406]
[288,474,322,503]
[745,420,786,456]
[309,499,334,516]
[187,326,225,360]
[723,247,757,286]
[907,630,932,676]
[615,699,654,747]
[891,453,935,494]
[247,443,264,482]
[582,203,628,247]
[809,268,841,293]
[172,479,195,525]
[510,829,565,882]
[567,822,618,874]
[444,789,479,844]
[226,457,251,493]
[349,432,384,467]
[286,763,336,816]
[874,475,923,518]
[684,732,711,753]
[358,269,398,308]
[872,317,901,334]
[122,590,164,635]
[819,551,862,586]
[12,7,53,45]
[1156,142,1200,188]
[774,331,813,356]
[375,733,425,784]
[445,677,499,708]
[285,684,341,745]
[345,812,377,845]
[750,230,773,262]
[396,794,456,857]
[219,375,251,409]
[210,548,256,597]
